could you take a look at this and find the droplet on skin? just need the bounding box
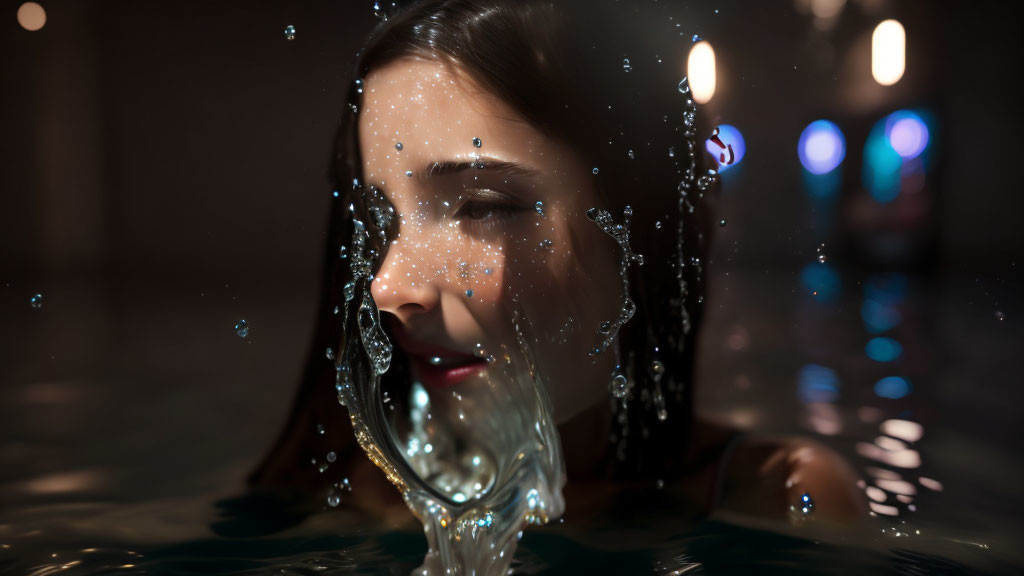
[534,201,545,216]
[465,289,474,298]
[234,319,249,338]
[405,170,413,178]
[472,137,482,148]
[284,25,296,41]
[395,142,403,151]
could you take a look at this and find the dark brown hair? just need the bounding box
[252,0,715,491]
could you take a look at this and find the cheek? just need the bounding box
[499,211,622,421]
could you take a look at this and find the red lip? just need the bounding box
[388,319,487,389]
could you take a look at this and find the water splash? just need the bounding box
[331,186,564,575]
[585,205,642,362]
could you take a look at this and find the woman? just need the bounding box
[251,0,863,540]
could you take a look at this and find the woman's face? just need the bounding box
[359,57,621,424]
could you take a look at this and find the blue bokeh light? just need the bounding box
[798,364,840,403]
[865,337,903,362]
[864,109,935,203]
[706,124,746,172]
[886,110,930,160]
[874,376,912,399]
[798,120,846,175]
[800,261,840,302]
[861,299,902,334]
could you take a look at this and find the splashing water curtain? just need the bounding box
[329,69,716,575]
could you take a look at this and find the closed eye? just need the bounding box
[452,189,530,230]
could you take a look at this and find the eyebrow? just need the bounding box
[422,157,540,180]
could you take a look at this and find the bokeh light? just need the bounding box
[865,337,903,362]
[872,19,905,86]
[705,124,745,172]
[17,2,46,31]
[886,110,929,160]
[874,376,912,399]
[800,261,840,302]
[798,364,840,403]
[798,120,846,175]
[687,41,716,104]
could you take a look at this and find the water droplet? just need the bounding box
[534,201,545,216]
[484,268,493,275]
[796,492,814,515]
[692,34,702,43]
[465,289,474,298]
[234,319,249,338]
[539,239,553,250]
[472,137,482,148]
[719,219,727,227]
[598,321,612,334]
[650,360,665,377]
[327,490,341,507]
[326,347,336,360]
[609,370,629,399]
[284,25,296,41]
[622,57,632,73]
[818,254,827,264]
[405,170,413,178]
[327,451,337,463]
[354,79,363,94]
[656,479,665,490]
[592,167,600,175]
[668,147,676,158]
[428,356,442,366]
[655,221,662,229]
[316,423,325,435]
[996,310,1006,321]
[627,149,635,160]
[677,77,691,94]
[395,142,403,151]
[30,293,43,309]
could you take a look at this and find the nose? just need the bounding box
[370,236,442,324]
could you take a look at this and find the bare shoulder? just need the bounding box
[716,431,866,522]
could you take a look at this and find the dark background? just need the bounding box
[1,0,1022,553]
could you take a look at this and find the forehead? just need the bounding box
[357,57,556,188]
